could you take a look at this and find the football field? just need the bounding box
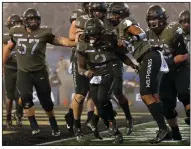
[2,106,190,146]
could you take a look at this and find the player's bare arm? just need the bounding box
[69,20,77,40]
[77,52,94,78]
[3,41,14,65]
[52,36,76,47]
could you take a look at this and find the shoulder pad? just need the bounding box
[9,25,25,36]
[120,17,138,27]
[70,9,87,23]
[117,17,138,38]
[76,40,88,53]
[40,26,53,33]
[118,17,139,37]
[75,15,89,29]
[166,22,184,36]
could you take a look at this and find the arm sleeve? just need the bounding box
[45,28,56,44]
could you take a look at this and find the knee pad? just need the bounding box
[21,96,34,109]
[38,92,54,112]
[178,94,190,107]
[74,94,85,105]
[163,108,178,120]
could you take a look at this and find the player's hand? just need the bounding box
[174,54,188,64]
[84,70,94,78]
[131,64,139,73]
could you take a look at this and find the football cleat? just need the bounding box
[73,127,85,143]
[149,127,170,144]
[125,117,133,135]
[52,129,61,136]
[32,129,40,136]
[16,117,22,126]
[6,119,13,129]
[172,130,182,140]
[86,121,103,140]
[113,131,123,144]
[64,112,74,133]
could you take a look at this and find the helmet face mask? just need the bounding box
[106,3,130,26]
[84,18,104,44]
[27,16,41,30]
[179,10,190,34]
[181,20,190,34]
[91,9,105,19]
[84,26,102,44]
[89,3,107,19]
[146,5,168,34]
[23,8,41,30]
[107,11,121,26]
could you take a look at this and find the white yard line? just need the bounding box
[36,121,155,146]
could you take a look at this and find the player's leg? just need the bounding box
[112,60,133,135]
[97,74,123,144]
[159,73,182,140]
[139,50,169,143]
[85,92,103,140]
[85,93,94,124]
[4,67,16,128]
[65,57,89,135]
[14,94,23,126]
[17,70,39,135]
[33,68,60,136]
[175,65,190,125]
[13,70,23,126]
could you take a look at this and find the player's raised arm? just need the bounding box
[69,20,77,40]
[52,36,76,47]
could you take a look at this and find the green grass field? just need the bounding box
[2,107,190,146]
[38,119,190,146]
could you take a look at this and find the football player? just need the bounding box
[64,6,87,134]
[107,2,188,143]
[146,5,189,140]
[3,8,75,136]
[65,3,103,142]
[178,10,190,125]
[88,2,133,135]
[3,14,24,128]
[76,18,136,144]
